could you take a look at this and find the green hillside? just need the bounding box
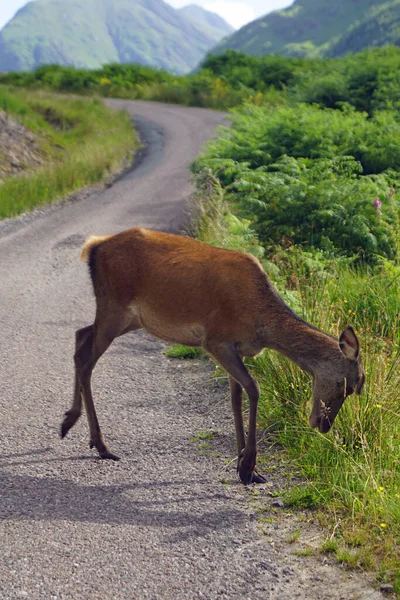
[0,0,232,74]
[213,0,400,58]
[327,0,400,56]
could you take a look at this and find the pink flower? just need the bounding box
[373,197,382,215]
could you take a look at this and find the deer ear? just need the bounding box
[339,326,359,360]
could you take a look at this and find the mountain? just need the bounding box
[0,0,232,74]
[327,0,400,56]
[212,0,400,58]
[178,4,234,39]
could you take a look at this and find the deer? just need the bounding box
[61,227,365,484]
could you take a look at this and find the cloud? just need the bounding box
[203,2,256,29]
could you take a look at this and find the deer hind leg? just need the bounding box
[205,342,266,485]
[61,325,92,439]
[63,312,141,460]
[60,323,116,458]
[75,320,120,459]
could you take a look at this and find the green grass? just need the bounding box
[0,86,137,219]
[3,47,400,115]
[320,538,338,553]
[193,170,400,594]
[164,344,205,359]
[190,431,218,442]
[250,266,400,587]
[190,430,219,454]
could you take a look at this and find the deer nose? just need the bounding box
[319,418,332,434]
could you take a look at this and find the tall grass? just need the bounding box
[194,96,399,591]
[0,87,137,219]
[194,171,400,591]
[252,262,400,576]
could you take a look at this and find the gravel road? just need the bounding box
[0,100,382,600]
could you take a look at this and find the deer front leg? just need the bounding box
[229,376,246,461]
[229,376,266,484]
[238,375,266,485]
[205,342,266,485]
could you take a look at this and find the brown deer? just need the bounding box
[61,228,365,484]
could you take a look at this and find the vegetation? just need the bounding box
[0,0,232,74]
[194,103,400,262]
[164,345,205,359]
[0,87,136,218]
[1,0,397,75]
[327,0,400,57]
[188,50,400,591]
[2,47,400,114]
[213,0,400,59]
[193,171,400,593]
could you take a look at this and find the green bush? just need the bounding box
[200,103,400,174]
[201,50,303,90]
[194,103,400,260]
[2,47,400,114]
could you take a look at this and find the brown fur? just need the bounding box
[61,228,365,484]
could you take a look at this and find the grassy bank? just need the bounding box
[192,168,399,592]
[0,87,136,219]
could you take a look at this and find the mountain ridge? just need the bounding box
[0,0,232,73]
[212,0,400,58]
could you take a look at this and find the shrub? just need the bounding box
[194,103,400,260]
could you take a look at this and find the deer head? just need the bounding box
[309,326,365,433]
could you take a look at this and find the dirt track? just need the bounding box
[0,100,382,599]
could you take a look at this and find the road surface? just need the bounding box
[0,100,381,600]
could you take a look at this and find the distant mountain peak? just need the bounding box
[0,0,231,73]
[212,0,399,58]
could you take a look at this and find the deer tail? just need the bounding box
[80,235,112,262]
[80,235,113,289]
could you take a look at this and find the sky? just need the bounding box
[0,0,294,32]
[168,0,294,29]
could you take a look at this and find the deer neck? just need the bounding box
[261,303,340,375]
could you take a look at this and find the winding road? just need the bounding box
[0,100,381,600]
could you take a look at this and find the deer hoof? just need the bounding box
[239,470,266,485]
[99,450,120,461]
[89,440,120,461]
[101,452,120,461]
[238,456,265,485]
[60,421,70,439]
[251,471,266,484]
[238,460,254,485]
